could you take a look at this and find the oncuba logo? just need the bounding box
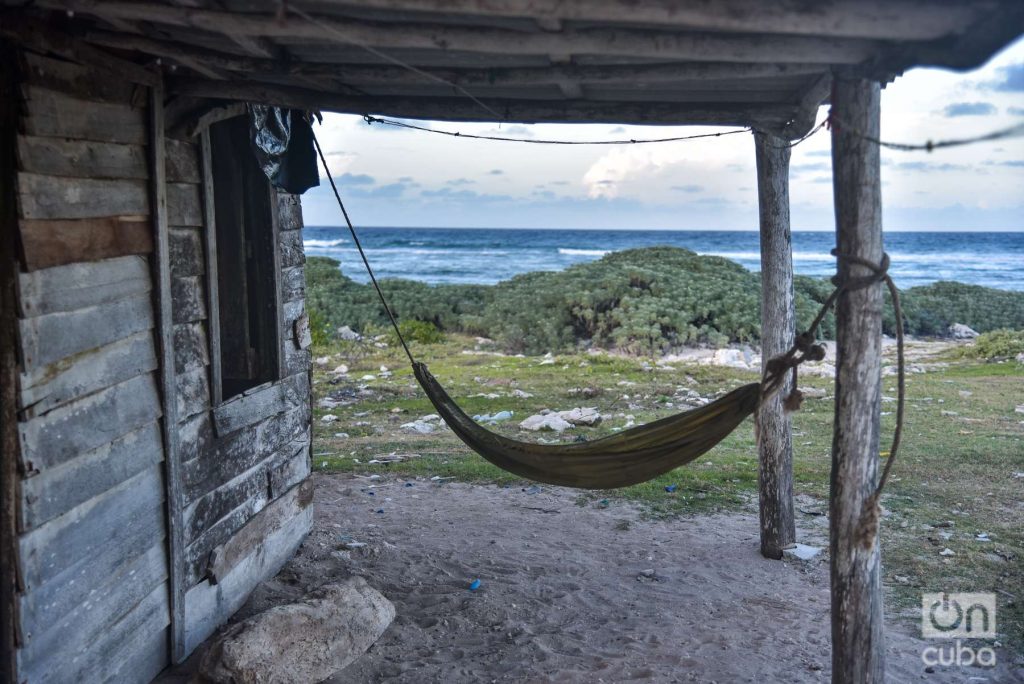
[922,593,996,639]
[921,593,997,669]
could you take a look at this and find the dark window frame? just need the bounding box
[200,118,285,407]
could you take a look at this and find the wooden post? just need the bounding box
[754,130,796,560]
[829,76,885,683]
[149,75,187,663]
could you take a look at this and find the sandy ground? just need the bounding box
[221,473,1021,683]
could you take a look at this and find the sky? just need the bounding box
[301,36,1024,232]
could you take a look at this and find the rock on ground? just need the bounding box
[948,323,979,339]
[199,578,394,684]
[519,413,573,432]
[337,325,362,341]
[557,407,602,426]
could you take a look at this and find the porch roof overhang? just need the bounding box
[3,0,1023,139]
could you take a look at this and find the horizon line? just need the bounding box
[303,225,1024,233]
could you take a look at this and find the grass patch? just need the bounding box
[310,334,1023,652]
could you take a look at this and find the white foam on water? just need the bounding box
[558,248,610,256]
[303,239,347,248]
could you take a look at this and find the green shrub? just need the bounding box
[957,329,1024,361]
[894,281,1024,336]
[303,250,1024,354]
[306,306,332,347]
[396,319,445,345]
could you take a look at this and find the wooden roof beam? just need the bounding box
[316,0,989,41]
[82,30,829,86]
[46,1,882,65]
[166,76,800,131]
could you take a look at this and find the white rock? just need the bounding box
[334,432,350,439]
[939,548,956,556]
[198,578,394,684]
[333,364,349,375]
[801,387,827,399]
[419,414,440,422]
[1015,405,1024,414]
[783,544,823,561]
[474,410,514,423]
[360,374,376,381]
[948,323,978,339]
[400,421,435,434]
[707,348,750,370]
[314,356,331,366]
[321,414,339,423]
[511,389,533,399]
[337,325,362,341]
[557,407,602,426]
[519,413,573,432]
[958,390,973,398]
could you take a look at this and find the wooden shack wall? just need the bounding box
[171,136,313,657]
[4,46,313,680]
[9,51,170,683]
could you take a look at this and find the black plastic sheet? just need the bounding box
[249,105,320,195]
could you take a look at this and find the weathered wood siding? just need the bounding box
[176,141,312,656]
[11,50,170,683]
[7,49,313,679]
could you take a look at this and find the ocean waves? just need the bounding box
[302,227,1024,291]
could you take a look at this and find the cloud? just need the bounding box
[890,162,969,172]
[480,124,534,137]
[1008,106,1024,116]
[670,184,703,193]
[336,172,375,185]
[791,162,830,174]
[805,150,831,158]
[983,160,1024,168]
[941,102,997,117]
[488,169,505,175]
[420,187,515,203]
[550,180,570,186]
[446,178,476,186]
[609,126,627,134]
[983,63,1024,92]
[347,182,409,199]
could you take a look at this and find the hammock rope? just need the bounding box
[310,129,904,543]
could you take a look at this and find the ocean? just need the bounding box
[302,227,1024,291]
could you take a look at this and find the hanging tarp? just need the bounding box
[249,105,320,195]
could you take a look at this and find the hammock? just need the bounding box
[415,361,758,489]
[310,133,904,501]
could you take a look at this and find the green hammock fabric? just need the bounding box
[413,362,759,489]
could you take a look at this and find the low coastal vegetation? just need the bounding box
[306,247,1024,354]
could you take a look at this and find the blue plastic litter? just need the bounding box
[368,491,376,496]
[404,482,414,487]
[664,484,678,493]
[376,509,384,514]
[468,579,482,591]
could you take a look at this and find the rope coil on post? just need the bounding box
[759,249,906,550]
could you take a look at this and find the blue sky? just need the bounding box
[302,37,1024,231]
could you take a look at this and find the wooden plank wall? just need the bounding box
[11,51,171,683]
[175,143,312,656]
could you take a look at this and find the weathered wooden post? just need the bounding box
[829,76,885,682]
[754,130,796,560]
